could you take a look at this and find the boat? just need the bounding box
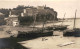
[53,25,68,30]
[17,14,53,38]
[17,28,53,38]
[63,10,80,37]
[46,13,68,31]
[45,25,68,31]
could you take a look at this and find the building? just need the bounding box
[20,5,57,21]
[37,6,45,9]
[5,11,19,27]
[21,7,38,17]
[5,5,58,26]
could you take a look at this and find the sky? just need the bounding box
[0,0,80,18]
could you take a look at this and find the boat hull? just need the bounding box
[17,30,53,38]
[63,29,80,37]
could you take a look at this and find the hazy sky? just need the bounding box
[0,0,80,18]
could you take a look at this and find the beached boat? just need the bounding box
[17,14,53,38]
[63,28,80,37]
[46,13,68,31]
[63,10,80,37]
[17,29,53,38]
[45,25,68,31]
[53,25,68,30]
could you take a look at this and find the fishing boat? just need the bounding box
[18,29,53,38]
[46,13,68,31]
[45,25,68,31]
[63,10,80,37]
[17,14,53,38]
[53,25,68,30]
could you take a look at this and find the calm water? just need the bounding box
[53,19,80,29]
[63,19,80,29]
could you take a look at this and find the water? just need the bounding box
[62,18,80,29]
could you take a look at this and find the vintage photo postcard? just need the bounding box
[0,0,80,49]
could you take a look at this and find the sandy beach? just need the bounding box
[0,19,80,49]
[19,36,80,49]
[18,19,80,49]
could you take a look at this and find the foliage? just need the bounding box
[19,16,34,25]
[0,8,10,17]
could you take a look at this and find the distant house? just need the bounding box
[9,5,57,21]
[20,6,57,21]
[37,6,45,9]
[5,11,19,27]
[5,5,58,26]
[21,7,37,17]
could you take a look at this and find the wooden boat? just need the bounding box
[53,25,68,30]
[63,28,80,37]
[45,25,68,31]
[17,14,53,38]
[63,10,80,37]
[17,29,53,38]
[46,13,68,31]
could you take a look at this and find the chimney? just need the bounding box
[9,11,11,17]
[23,9,26,13]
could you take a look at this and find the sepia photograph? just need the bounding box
[0,0,80,49]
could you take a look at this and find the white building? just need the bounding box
[5,11,19,27]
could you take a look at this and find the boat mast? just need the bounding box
[61,13,66,25]
[33,12,37,31]
[53,13,55,26]
[73,10,77,29]
[42,11,47,32]
[42,16,46,32]
[42,15,46,41]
